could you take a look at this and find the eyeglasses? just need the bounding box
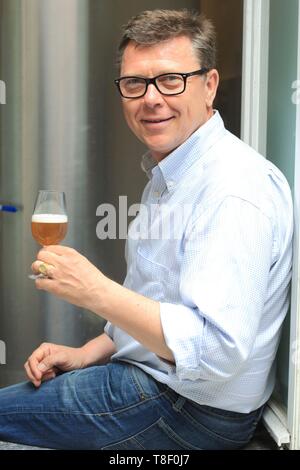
[114,68,210,99]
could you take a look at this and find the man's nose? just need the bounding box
[143,83,164,106]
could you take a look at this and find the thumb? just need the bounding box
[38,356,57,373]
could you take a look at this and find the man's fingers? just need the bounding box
[25,357,57,386]
[37,352,66,373]
[31,248,62,275]
[35,277,57,291]
[26,356,43,380]
[24,361,42,387]
[38,361,53,374]
[42,245,74,256]
[24,361,37,382]
[31,261,56,279]
[37,250,61,265]
[41,371,57,382]
[31,260,44,274]
[26,343,53,378]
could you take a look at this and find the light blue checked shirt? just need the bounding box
[105,111,293,413]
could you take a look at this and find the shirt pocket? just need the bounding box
[135,247,171,301]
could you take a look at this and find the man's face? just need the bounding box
[120,35,219,162]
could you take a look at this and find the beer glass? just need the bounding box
[29,190,68,279]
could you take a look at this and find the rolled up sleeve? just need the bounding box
[159,196,274,382]
[104,321,113,339]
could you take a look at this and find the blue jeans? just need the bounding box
[0,361,264,450]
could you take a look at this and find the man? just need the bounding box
[0,10,293,450]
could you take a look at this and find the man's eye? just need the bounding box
[123,78,144,89]
[158,75,182,87]
[166,75,181,81]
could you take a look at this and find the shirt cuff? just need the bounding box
[159,302,205,381]
[104,321,113,339]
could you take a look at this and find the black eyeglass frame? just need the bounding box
[114,68,210,99]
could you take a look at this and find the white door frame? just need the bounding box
[241,0,300,449]
[287,0,300,451]
[241,0,270,156]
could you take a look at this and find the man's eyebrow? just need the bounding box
[119,70,183,78]
[119,73,148,78]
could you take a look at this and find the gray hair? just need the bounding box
[116,9,217,71]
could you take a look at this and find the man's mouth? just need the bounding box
[142,116,174,124]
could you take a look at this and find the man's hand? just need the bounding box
[31,246,174,363]
[24,342,86,388]
[31,246,108,311]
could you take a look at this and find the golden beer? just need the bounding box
[31,214,68,246]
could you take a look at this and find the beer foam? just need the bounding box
[31,214,68,223]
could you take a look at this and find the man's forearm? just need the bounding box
[80,332,116,367]
[33,246,174,363]
[88,279,174,363]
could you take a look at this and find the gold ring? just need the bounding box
[38,263,48,275]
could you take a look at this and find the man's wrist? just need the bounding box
[84,272,112,317]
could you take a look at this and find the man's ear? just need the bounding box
[205,69,219,108]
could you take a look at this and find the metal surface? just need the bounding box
[0,0,198,386]
[0,0,106,386]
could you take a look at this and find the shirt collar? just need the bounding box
[140,151,158,178]
[141,111,226,191]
